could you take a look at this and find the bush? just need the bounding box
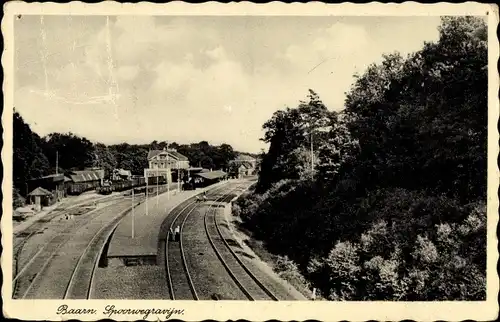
[13,187,26,209]
[306,204,486,300]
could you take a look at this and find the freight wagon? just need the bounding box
[96,176,165,195]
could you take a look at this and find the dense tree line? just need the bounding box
[13,113,240,202]
[234,17,487,300]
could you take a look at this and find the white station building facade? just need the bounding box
[144,148,190,183]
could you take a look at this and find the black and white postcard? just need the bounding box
[2,1,499,321]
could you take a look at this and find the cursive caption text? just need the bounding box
[56,304,185,320]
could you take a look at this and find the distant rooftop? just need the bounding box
[196,170,227,180]
[28,173,65,182]
[147,149,188,161]
[235,154,256,162]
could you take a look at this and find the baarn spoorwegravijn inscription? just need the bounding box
[56,304,184,320]
[2,1,498,321]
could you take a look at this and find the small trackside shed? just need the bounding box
[28,187,53,211]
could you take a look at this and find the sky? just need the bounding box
[14,15,442,153]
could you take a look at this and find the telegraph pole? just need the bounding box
[167,141,170,200]
[177,161,181,192]
[131,186,135,238]
[56,151,59,174]
[156,167,159,207]
[146,172,149,216]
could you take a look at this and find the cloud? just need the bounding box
[14,16,442,153]
[116,65,140,81]
[206,46,227,61]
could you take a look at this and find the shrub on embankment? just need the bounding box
[234,17,487,300]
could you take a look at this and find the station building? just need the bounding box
[144,148,190,183]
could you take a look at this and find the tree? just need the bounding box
[93,143,117,179]
[237,16,487,301]
[13,111,50,196]
[257,90,335,192]
[43,132,95,171]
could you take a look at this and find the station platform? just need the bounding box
[106,181,228,263]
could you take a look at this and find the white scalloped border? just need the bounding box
[1,2,499,321]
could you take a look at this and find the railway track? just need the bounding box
[203,184,279,301]
[13,197,140,299]
[12,193,125,289]
[165,180,278,301]
[63,197,144,299]
[165,184,231,300]
[13,199,119,298]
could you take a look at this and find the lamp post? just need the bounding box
[131,185,135,238]
[156,167,159,207]
[146,172,148,216]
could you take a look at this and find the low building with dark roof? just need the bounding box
[66,169,103,195]
[27,173,66,201]
[194,170,227,187]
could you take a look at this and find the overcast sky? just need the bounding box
[14,15,442,153]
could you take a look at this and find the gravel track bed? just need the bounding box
[164,203,201,300]
[14,198,124,271]
[183,205,247,300]
[19,200,131,299]
[13,201,122,298]
[222,211,308,300]
[66,201,141,299]
[92,259,168,299]
[166,235,196,299]
[217,210,304,300]
[205,208,271,300]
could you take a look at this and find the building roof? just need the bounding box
[28,173,65,182]
[195,170,227,180]
[239,162,253,169]
[147,149,189,161]
[114,169,132,176]
[68,170,101,183]
[28,187,52,196]
[235,154,256,162]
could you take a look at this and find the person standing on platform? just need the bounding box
[174,226,180,241]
